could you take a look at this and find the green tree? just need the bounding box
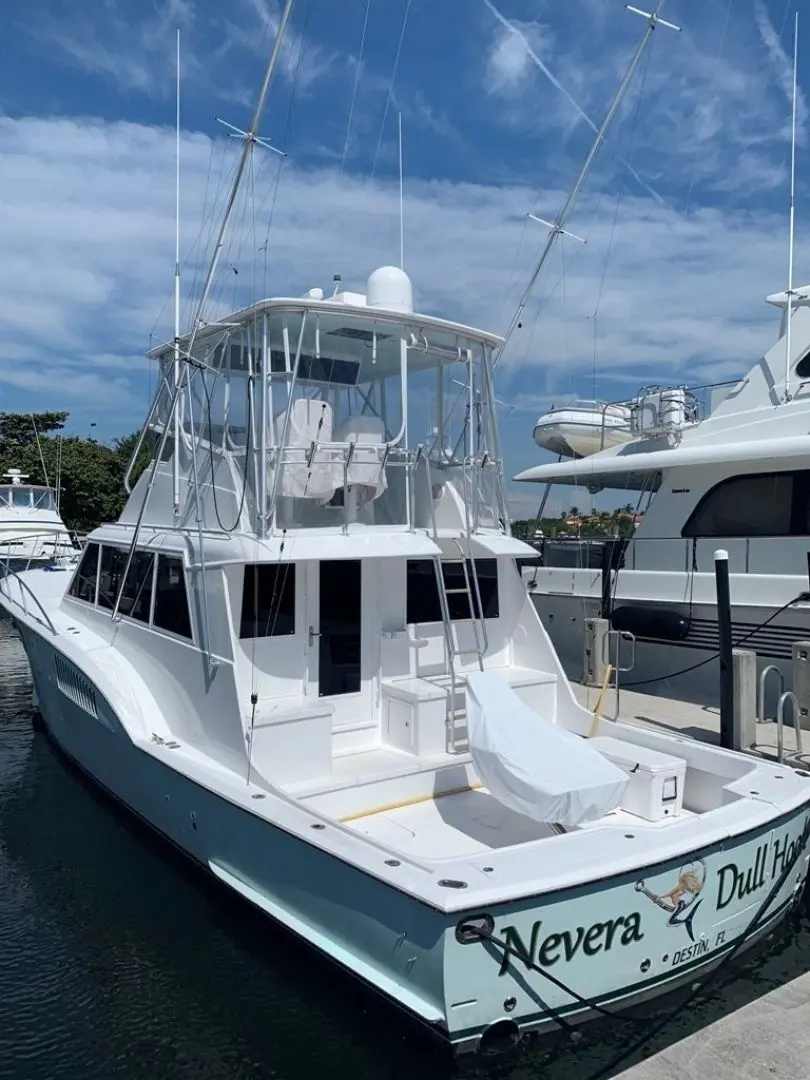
[0,434,130,534]
[0,411,67,452]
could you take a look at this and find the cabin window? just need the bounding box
[97,546,127,611]
[34,490,54,510]
[516,554,543,571]
[11,488,30,508]
[67,543,100,604]
[682,470,810,538]
[152,555,192,639]
[406,559,499,623]
[119,551,155,623]
[240,563,296,638]
[796,344,810,380]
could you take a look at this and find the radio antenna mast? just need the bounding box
[493,2,680,373]
[784,10,799,403]
[172,26,182,516]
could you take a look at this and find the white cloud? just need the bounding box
[0,113,797,491]
[477,0,805,207]
[217,0,339,93]
[754,0,808,144]
[22,0,336,103]
[482,0,576,117]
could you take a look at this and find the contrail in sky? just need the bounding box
[482,0,663,203]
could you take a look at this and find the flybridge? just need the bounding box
[125,266,510,548]
[147,269,503,366]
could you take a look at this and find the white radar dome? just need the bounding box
[366,266,413,313]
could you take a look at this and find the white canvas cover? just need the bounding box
[466,671,628,827]
[334,415,388,499]
[272,399,341,500]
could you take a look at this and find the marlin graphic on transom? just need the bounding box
[634,860,707,942]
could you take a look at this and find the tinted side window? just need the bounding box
[406,559,500,623]
[683,473,795,538]
[240,564,296,638]
[152,555,192,639]
[405,560,441,623]
[119,551,155,623]
[67,543,100,603]
[97,547,127,611]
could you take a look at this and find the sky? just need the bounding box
[0,0,807,518]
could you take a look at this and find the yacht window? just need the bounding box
[406,559,499,623]
[119,551,155,623]
[297,353,360,386]
[796,345,810,380]
[0,491,6,506]
[11,488,31,508]
[152,555,192,639]
[34,490,54,510]
[97,546,127,610]
[516,555,543,570]
[682,472,800,537]
[67,543,100,604]
[240,563,296,638]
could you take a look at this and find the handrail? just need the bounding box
[123,371,171,494]
[0,531,79,575]
[758,664,785,724]
[776,690,804,763]
[0,531,78,548]
[0,565,58,635]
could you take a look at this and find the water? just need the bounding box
[1,618,809,1080]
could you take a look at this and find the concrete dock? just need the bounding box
[570,680,810,1079]
[614,970,810,1079]
[572,680,810,771]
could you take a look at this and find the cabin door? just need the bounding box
[306,559,373,727]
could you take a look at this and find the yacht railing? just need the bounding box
[525,534,810,577]
[591,378,743,450]
[0,565,58,635]
[0,532,80,573]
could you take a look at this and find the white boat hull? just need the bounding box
[527,586,807,710]
[16,619,810,1050]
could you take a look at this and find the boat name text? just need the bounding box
[716,816,810,912]
[497,913,643,976]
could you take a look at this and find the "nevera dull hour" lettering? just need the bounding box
[497,913,644,976]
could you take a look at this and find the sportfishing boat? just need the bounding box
[0,469,76,572]
[3,0,810,1055]
[5,265,810,1051]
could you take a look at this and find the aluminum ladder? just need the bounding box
[425,454,489,752]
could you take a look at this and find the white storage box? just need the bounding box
[588,736,686,821]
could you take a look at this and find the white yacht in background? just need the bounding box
[516,286,810,710]
[533,399,633,458]
[0,469,76,572]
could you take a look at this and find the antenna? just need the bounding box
[527,213,587,245]
[493,1,680,373]
[398,111,404,269]
[187,0,297,352]
[784,10,799,403]
[173,25,181,515]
